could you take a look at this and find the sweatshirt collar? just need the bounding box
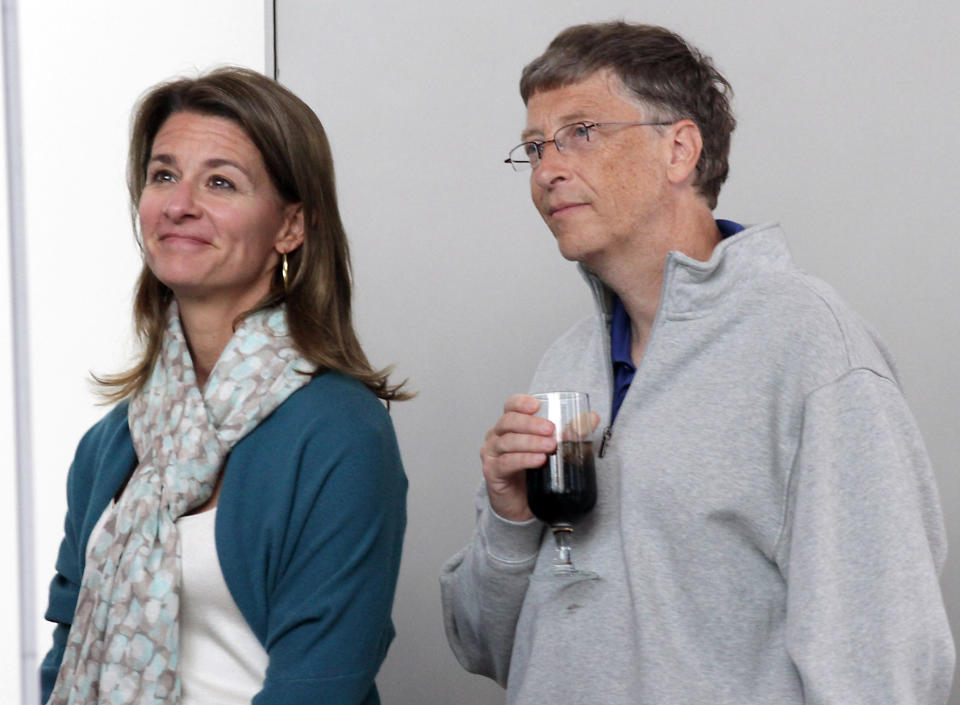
[580,221,793,319]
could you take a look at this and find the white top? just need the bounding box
[87,504,268,704]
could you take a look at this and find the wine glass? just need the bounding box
[527,391,598,580]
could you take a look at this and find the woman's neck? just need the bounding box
[176,291,269,388]
[177,303,234,388]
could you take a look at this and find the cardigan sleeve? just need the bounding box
[40,506,82,704]
[250,399,408,705]
[777,368,955,704]
[39,403,135,704]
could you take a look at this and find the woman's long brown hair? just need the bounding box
[96,67,410,403]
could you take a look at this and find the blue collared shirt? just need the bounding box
[609,219,744,423]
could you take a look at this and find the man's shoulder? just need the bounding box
[745,266,897,384]
[549,313,598,346]
[541,314,600,360]
[530,314,605,391]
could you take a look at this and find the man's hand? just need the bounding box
[479,394,557,522]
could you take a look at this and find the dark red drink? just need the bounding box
[526,440,597,526]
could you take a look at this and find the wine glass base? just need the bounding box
[530,566,599,582]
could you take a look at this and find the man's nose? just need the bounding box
[531,142,569,188]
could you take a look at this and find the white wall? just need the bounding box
[1,21,20,704]
[0,3,267,702]
[276,1,959,703]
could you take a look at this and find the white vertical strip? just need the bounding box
[265,0,276,79]
[0,0,37,703]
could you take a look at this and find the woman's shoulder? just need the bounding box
[77,400,130,447]
[72,401,133,471]
[234,370,399,464]
[67,401,137,513]
[277,370,395,432]
[223,370,405,503]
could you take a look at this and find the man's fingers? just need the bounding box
[492,411,555,438]
[488,431,556,457]
[490,452,549,475]
[586,410,601,433]
[503,393,541,414]
[480,395,552,522]
[559,410,602,441]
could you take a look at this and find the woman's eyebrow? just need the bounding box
[147,154,252,179]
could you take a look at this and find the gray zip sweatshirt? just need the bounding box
[440,222,954,704]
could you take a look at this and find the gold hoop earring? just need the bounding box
[281,252,289,291]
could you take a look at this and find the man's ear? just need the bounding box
[665,119,703,187]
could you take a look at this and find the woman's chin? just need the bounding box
[164,280,274,313]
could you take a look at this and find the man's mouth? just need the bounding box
[548,202,586,217]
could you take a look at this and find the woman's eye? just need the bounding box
[149,169,175,183]
[209,175,235,190]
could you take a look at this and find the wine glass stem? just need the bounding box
[553,527,573,568]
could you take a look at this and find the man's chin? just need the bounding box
[555,240,598,267]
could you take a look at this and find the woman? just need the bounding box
[39,67,409,705]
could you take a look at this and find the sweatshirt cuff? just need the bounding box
[480,500,543,565]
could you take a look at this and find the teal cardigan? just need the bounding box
[40,371,407,705]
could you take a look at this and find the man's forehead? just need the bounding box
[521,71,640,139]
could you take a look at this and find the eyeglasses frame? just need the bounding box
[504,120,678,171]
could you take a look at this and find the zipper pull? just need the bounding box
[598,426,613,458]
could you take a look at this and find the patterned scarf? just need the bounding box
[48,303,314,704]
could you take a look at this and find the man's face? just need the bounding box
[524,70,672,267]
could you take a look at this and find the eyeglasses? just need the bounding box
[504,120,676,172]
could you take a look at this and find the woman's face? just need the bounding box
[138,111,303,309]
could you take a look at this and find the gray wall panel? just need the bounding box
[276,2,959,702]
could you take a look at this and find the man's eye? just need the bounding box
[523,143,540,158]
[571,124,592,140]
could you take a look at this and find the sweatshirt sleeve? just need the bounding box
[778,368,955,704]
[439,483,544,686]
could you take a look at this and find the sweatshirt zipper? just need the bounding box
[595,276,617,459]
[596,254,675,459]
[598,425,614,458]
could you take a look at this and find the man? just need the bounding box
[440,21,954,705]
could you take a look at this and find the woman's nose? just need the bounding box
[163,182,201,221]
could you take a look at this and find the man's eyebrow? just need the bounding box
[520,113,594,142]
